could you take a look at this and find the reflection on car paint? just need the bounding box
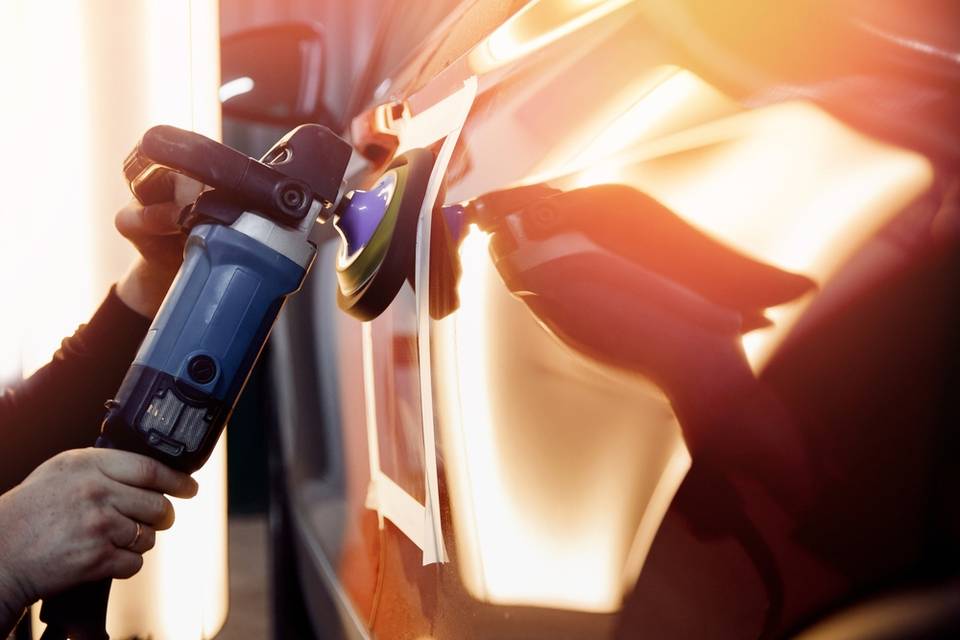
[425,63,933,638]
[279,0,958,637]
[433,223,691,612]
[468,0,636,74]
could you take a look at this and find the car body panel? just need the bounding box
[270,1,959,638]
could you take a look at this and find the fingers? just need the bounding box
[115,200,182,238]
[106,483,176,530]
[92,449,198,499]
[100,549,145,581]
[128,523,156,554]
[102,510,156,553]
[114,519,156,554]
[76,510,153,582]
[114,174,203,240]
[143,203,182,234]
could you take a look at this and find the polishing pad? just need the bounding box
[333,148,434,320]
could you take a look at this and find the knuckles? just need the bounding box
[83,507,115,539]
[78,477,108,504]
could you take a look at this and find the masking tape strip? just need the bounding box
[363,76,478,565]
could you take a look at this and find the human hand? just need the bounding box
[115,175,203,317]
[0,448,198,613]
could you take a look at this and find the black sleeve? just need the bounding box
[0,287,150,494]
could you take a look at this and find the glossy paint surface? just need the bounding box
[275,1,959,638]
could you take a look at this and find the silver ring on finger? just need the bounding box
[125,521,143,550]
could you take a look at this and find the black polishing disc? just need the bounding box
[334,148,434,320]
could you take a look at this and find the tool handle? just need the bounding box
[124,126,240,203]
[123,125,311,222]
[39,581,111,640]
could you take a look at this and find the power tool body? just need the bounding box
[39,124,432,639]
[107,124,349,472]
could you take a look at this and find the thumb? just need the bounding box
[141,202,183,235]
[115,200,181,239]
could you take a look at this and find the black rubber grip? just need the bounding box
[123,125,311,221]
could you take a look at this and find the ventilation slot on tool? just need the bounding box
[140,390,211,455]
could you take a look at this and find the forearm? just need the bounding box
[0,286,151,493]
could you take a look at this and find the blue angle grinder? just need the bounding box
[39,125,432,639]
